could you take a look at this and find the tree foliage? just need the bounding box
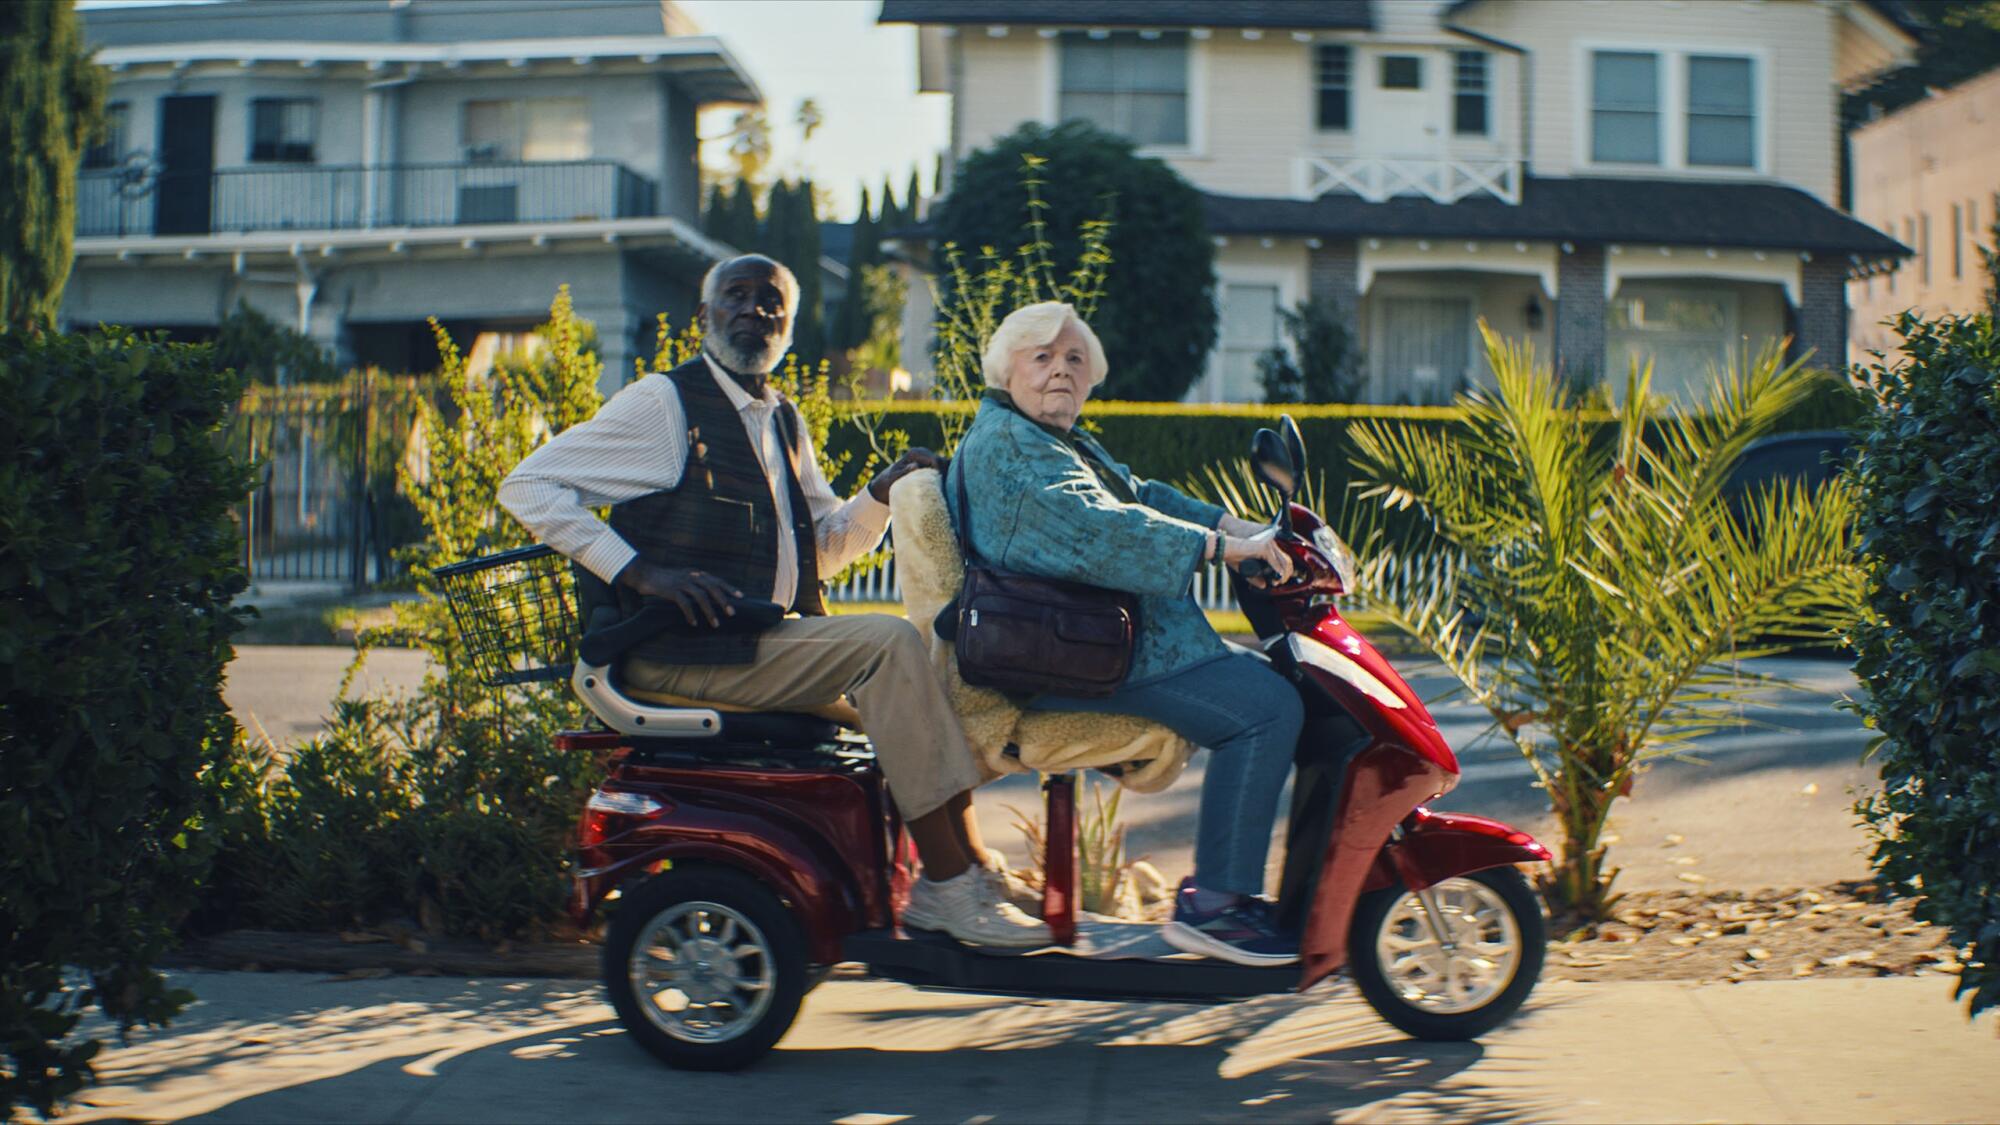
[1340,329,1864,918]
[933,120,1216,401]
[1,329,251,1116]
[1850,311,2000,1018]
[213,301,339,384]
[0,0,105,334]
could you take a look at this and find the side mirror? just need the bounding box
[1250,428,1297,499]
[1279,414,1307,481]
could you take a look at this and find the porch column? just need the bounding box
[1555,244,1607,384]
[1789,256,1851,372]
[576,303,638,396]
[1307,238,1362,327]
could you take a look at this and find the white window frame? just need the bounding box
[1195,254,1304,403]
[1040,33,1207,158]
[1574,41,1769,177]
[1605,280,1743,394]
[460,97,591,164]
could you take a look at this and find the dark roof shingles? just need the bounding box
[1202,177,1909,258]
[877,0,1371,31]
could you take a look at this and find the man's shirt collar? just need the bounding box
[702,351,778,412]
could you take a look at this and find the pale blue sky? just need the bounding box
[80,0,952,221]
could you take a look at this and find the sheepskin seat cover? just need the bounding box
[887,468,1192,794]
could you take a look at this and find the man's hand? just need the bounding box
[616,559,742,628]
[868,447,946,503]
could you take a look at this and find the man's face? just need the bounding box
[700,259,797,373]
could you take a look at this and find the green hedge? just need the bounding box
[0,329,251,1115]
[1850,312,2000,1018]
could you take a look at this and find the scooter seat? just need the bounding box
[622,685,864,731]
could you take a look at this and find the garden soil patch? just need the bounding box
[1546,881,1965,984]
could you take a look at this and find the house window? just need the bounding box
[1316,44,1352,131]
[84,101,128,169]
[1453,51,1489,136]
[1591,51,1660,164]
[1952,202,1963,280]
[462,98,591,162]
[249,98,317,163]
[1380,55,1423,90]
[1059,32,1189,148]
[1686,55,1754,168]
[1217,283,1280,403]
[1607,284,1738,398]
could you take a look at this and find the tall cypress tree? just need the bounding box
[877,176,903,234]
[0,0,105,333]
[791,179,824,365]
[756,179,789,260]
[904,167,924,222]
[724,178,760,252]
[832,185,877,351]
[701,180,733,244]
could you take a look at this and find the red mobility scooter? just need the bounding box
[438,417,1549,1072]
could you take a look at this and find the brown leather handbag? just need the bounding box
[945,468,1137,697]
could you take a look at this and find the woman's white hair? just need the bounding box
[981,301,1109,390]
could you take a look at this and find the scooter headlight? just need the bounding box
[1311,525,1359,593]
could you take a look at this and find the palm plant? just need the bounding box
[1341,326,1862,919]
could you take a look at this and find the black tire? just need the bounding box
[602,867,809,1071]
[1348,867,1545,1041]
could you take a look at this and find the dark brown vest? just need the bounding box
[609,358,824,665]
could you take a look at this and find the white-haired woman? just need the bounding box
[945,301,1305,966]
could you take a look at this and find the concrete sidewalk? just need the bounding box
[69,970,1997,1124]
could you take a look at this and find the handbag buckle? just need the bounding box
[969,609,980,627]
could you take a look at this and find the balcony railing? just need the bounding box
[1297,155,1523,206]
[77,159,661,239]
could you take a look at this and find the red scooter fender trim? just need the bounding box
[1385,807,1552,894]
[1299,744,1452,990]
[580,814,864,964]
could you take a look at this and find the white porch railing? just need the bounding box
[1297,155,1523,205]
[824,557,1240,612]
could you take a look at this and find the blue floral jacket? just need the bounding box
[946,396,1230,686]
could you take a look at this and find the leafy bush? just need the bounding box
[0,328,250,1116]
[1850,311,2000,1017]
[213,300,338,384]
[933,120,1215,401]
[1257,296,1365,405]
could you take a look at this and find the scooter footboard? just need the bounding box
[1385,808,1552,894]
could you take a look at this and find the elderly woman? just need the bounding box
[946,301,1306,967]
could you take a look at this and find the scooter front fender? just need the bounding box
[1384,808,1552,894]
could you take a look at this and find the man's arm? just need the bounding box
[789,414,898,576]
[496,378,684,583]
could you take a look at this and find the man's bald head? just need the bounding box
[697,255,799,375]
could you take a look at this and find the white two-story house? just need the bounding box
[65,0,759,390]
[881,0,1917,402]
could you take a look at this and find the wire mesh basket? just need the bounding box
[432,544,579,688]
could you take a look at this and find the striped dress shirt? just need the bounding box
[496,353,890,607]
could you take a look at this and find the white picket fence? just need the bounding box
[824,556,1241,612]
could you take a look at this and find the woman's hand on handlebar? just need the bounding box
[1223,527,1294,584]
[1217,512,1268,539]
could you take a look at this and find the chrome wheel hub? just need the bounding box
[1375,877,1522,1015]
[629,901,775,1043]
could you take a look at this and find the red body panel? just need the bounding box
[1042,774,1078,946]
[1386,808,1553,893]
[574,754,888,964]
[1298,743,1452,987]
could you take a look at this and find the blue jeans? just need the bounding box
[1029,653,1305,896]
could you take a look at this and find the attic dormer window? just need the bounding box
[1058,31,1189,148]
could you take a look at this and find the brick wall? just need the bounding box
[1791,256,1851,371]
[1555,243,1606,383]
[1307,238,1361,315]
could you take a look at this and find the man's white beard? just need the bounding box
[705,323,793,375]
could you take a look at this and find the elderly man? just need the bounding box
[498,254,1044,948]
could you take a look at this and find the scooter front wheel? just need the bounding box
[602,867,810,1070]
[1348,867,1545,1041]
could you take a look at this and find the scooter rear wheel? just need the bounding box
[1348,867,1545,1041]
[602,867,809,1070]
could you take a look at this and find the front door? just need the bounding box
[154,95,216,236]
[1374,296,1472,403]
[1356,53,1442,159]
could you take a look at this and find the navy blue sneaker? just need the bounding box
[1162,879,1299,966]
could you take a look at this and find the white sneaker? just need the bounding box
[903,869,1050,948]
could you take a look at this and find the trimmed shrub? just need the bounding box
[1851,311,2000,1017]
[0,328,250,1116]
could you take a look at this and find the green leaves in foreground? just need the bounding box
[1849,311,2000,1018]
[1341,327,1863,919]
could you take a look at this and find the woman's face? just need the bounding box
[1007,320,1093,430]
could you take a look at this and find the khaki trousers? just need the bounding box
[621,613,983,821]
